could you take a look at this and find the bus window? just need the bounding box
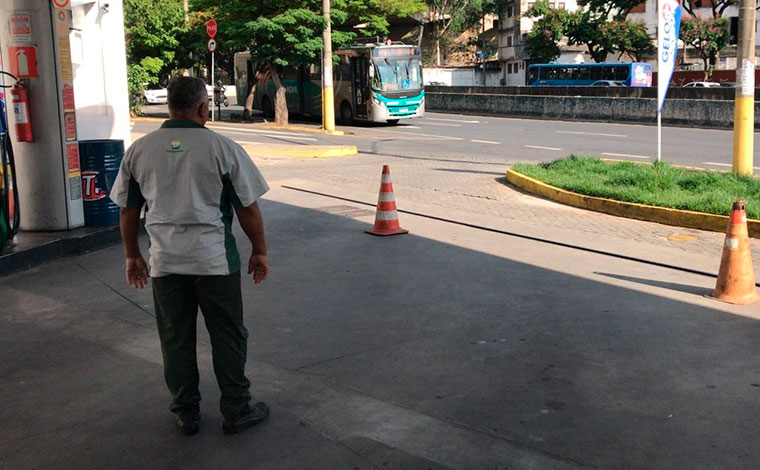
[373,57,423,91]
[614,67,629,81]
[528,67,538,84]
[577,67,590,80]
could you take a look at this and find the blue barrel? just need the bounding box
[78,139,124,226]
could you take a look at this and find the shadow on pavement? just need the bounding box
[595,272,712,296]
[1,197,759,469]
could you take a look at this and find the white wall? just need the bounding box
[71,0,130,146]
[423,68,477,86]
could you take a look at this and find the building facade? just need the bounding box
[497,0,583,85]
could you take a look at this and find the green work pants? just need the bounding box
[152,271,251,418]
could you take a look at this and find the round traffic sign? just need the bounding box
[52,0,71,8]
[206,19,217,37]
[207,38,217,52]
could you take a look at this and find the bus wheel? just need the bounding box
[386,119,399,125]
[262,96,274,118]
[340,101,353,125]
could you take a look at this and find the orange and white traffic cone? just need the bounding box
[365,165,409,236]
[709,199,760,304]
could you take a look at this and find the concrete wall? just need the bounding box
[426,91,749,129]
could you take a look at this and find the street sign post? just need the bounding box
[207,20,216,121]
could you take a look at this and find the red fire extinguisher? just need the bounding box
[10,83,32,142]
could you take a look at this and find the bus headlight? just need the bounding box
[372,95,385,107]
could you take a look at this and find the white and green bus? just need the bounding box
[234,42,424,124]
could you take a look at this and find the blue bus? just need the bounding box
[527,62,653,86]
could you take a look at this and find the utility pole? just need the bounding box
[322,0,335,132]
[732,0,756,175]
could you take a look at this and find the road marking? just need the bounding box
[557,131,627,138]
[425,122,461,127]
[525,145,562,151]
[602,152,650,160]
[472,139,500,145]
[366,127,463,140]
[426,117,480,124]
[271,136,319,141]
[704,161,760,170]
[402,125,421,129]
[210,125,309,137]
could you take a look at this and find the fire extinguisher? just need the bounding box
[10,82,32,142]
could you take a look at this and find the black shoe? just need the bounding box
[176,407,201,436]
[223,402,270,434]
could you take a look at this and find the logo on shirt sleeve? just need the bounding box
[169,140,182,152]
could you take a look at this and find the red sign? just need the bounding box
[207,38,217,53]
[52,0,70,8]
[64,111,77,141]
[66,143,80,173]
[62,84,75,111]
[82,171,107,201]
[10,14,31,36]
[206,19,217,37]
[8,46,38,78]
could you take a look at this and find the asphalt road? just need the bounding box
[137,103,756,172]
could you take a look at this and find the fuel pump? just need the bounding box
[0,70,21,253]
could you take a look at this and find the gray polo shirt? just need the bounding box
[110,120,269,277]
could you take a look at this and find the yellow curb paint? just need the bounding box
[130,118,345,135]
[506,169,760,239]
[243,145,357,158]
[667,234,699,242]
[261,124,345,136]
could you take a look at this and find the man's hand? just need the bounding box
[248,254,269,284]
[126,256,149,289]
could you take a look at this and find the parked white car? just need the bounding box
[683,81,720,88]
[590,80,626,87]
[142,87,167,104]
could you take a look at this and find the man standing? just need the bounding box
[111,77,270,435]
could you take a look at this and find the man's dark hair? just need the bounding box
[167,77,207,114]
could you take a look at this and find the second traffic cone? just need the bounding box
[366,165,408,236]
[709,199,760,304]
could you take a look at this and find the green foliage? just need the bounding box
[680,17,729,79]
[513,157,760,218]
[247,9,328,68]
[523,0,655,64]
[523,1,571,64]
[604,20,654,61]
[124,0,188,113]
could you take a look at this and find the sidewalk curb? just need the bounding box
[0,226,122,278]
[243,145,357,158]
[506,169,760,238]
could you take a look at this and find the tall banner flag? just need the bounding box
[657,0,682,113]
[657,0,682,161]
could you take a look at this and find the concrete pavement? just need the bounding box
[3,185,760,469]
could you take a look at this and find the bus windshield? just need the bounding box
[373,58,423,91]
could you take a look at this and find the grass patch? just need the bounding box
[512,156,760,218]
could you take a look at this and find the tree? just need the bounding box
[524,0,655,64]
[186,0,423,124]
[124,0,188,113]
[426,0,501,66]
[604,20,654,61]
[680,17,729,79]
[522,1,571,64]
